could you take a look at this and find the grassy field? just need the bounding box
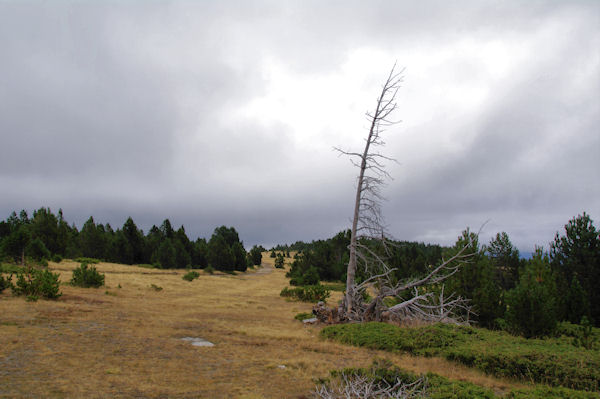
[2,256,532,398]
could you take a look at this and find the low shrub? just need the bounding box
[150,283,163,291]
[11,266,61,299]
[182,270,200,281]
[71,263,105,288]
[204,265,215,275]
[274,255,285,268]
[280,284,330,303]
[321,322,600,391]
[74,257,101,264]
[319,361,598,399]
[51,254,63,263]
[506,386,599,399]
[1,274,12,293]
[320,360,495,399]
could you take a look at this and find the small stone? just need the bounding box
[277,365,286,369]
[180,337,214,347]
[302,317,318,324]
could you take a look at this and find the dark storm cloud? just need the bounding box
[0,1,598,251]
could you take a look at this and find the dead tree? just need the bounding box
[313,371,427,399]
[327,64,473,325]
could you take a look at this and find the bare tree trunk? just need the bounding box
[323,64,476,325]
[341,65,403,318]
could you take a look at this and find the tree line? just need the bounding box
[286,212,599,334]
[0,208,264,272]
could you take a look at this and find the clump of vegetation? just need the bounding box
[0,263,24,274]
[321,322,600,391]
[294,312,313,321]
[280,284,330,303]
[504,248,558,337]
[70,262,105,288]
[274,253,285,268]
[74,257,101,264]
[317,360,598,399]
[573,317,596,350]
[322,282,345,292]
[248,245,263,266]
[182,270,200,281]
[1,273,12,293]
[149,283,162,291]
[51,254,62,263]
[26,238,51,262]
[11,266,61,300]
[204,265,215,275]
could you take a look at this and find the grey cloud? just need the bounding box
[0,1,598,252]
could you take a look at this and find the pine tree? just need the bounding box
[505,247,558,337]
[550,212,600,325]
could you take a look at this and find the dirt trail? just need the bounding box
[0,257,523,398]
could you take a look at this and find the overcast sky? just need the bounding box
[1,1,598,252]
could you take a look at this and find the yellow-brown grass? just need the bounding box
[0,255,523,398]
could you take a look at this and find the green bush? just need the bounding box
[12,266,61,299]
[0,274,12,293]
[573,317,596,350]
[274,254,285,268]
[149,283,163,291]
[182,270,200,281]
[289,265,320,286]
[280,284,330,303]
[71,263,105,288]
[51,254,63,263]
[321,322,600,391]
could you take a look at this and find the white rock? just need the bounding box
[181,337,214,347]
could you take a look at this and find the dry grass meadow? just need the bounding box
[1,255,525,398]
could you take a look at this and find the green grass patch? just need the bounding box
[294,312,313,321]
[321,282,345,292]
[321,322,600,391]
[0,263,25,274]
